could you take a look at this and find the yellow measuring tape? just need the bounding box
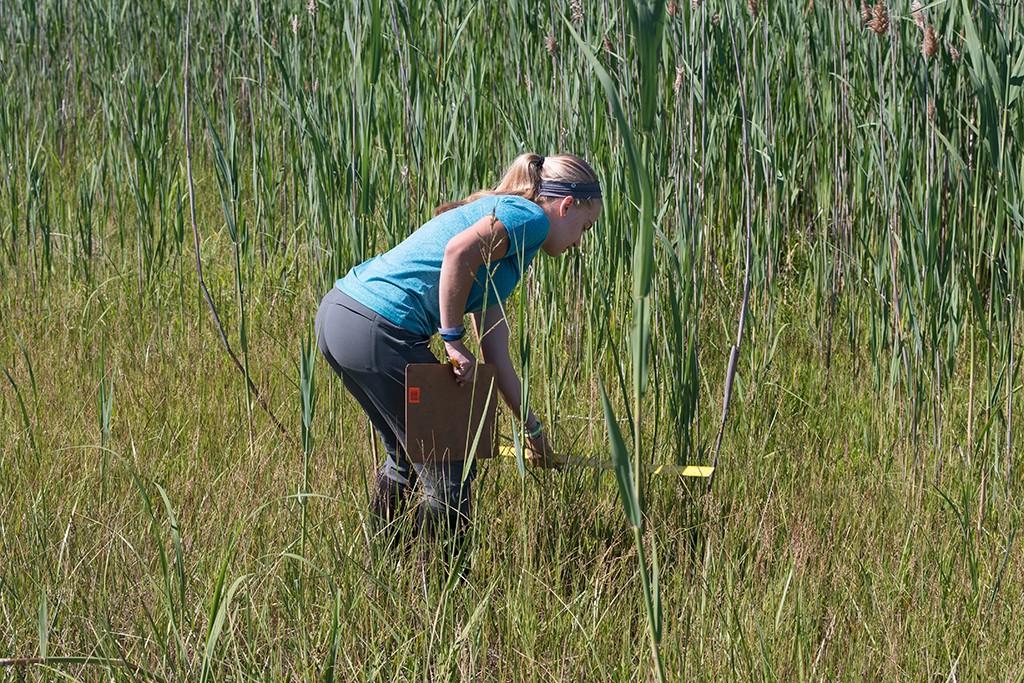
[498,446,714,478]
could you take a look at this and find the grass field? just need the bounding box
[1,0,1022,680]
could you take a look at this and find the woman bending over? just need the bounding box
[315,152,602,548]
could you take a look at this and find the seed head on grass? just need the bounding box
[911,0,925,30]
[667,0,678,18]
[922,26,938,60]
[860,0,872,25]
[673,65,685,96]
[748,0,761,18]
[868,2,889,36]
[927,98,936,123]
[571,0,584,23]
[545,34,559,58]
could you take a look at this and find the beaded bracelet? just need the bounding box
[526,419,544,439]
[438,325,465,342]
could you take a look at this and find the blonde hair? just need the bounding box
[434,152,600,215]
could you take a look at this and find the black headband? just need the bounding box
[538,180,603,200]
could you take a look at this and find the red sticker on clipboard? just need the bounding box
[408,387,421,404]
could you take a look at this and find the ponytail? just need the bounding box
[434,152,600,215]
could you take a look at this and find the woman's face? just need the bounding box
[541,197,602,256]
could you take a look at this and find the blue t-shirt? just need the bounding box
[336,195,550,337]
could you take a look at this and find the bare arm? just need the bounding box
[438,214,510,330]
[439,213,511,385]
[472,305,541,432]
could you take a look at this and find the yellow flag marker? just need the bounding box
[653,463,715,478]
[498,446,713,478]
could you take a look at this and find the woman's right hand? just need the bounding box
[444,339,477,385]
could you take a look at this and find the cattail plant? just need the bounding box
[922,25,938,60]
[569,4,667,678]
[911,0,926,30]
[868,2,889,36]
[206,103,256,458]
[571,0,584,23]
[545,34,559,58]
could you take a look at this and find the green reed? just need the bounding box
[0,0,1022,679]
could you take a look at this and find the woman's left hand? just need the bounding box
[526,429,560,469]
[444,339,477,385]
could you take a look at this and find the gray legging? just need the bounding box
[314,287,475,536]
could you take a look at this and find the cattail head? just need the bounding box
[868,2,889,36]
[748,0,760,18]
[673,65,685,95]
[949,42,961,61]
[603,35,613,54]
[922,25,938,59]
[545,34,559,58]
[571,0,584,24]
[911,0,926,30]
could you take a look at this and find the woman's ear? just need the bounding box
[559,196,574,216]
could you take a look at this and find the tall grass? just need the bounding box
[1,0,1022,679]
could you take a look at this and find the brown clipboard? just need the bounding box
[404,363,500,463]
